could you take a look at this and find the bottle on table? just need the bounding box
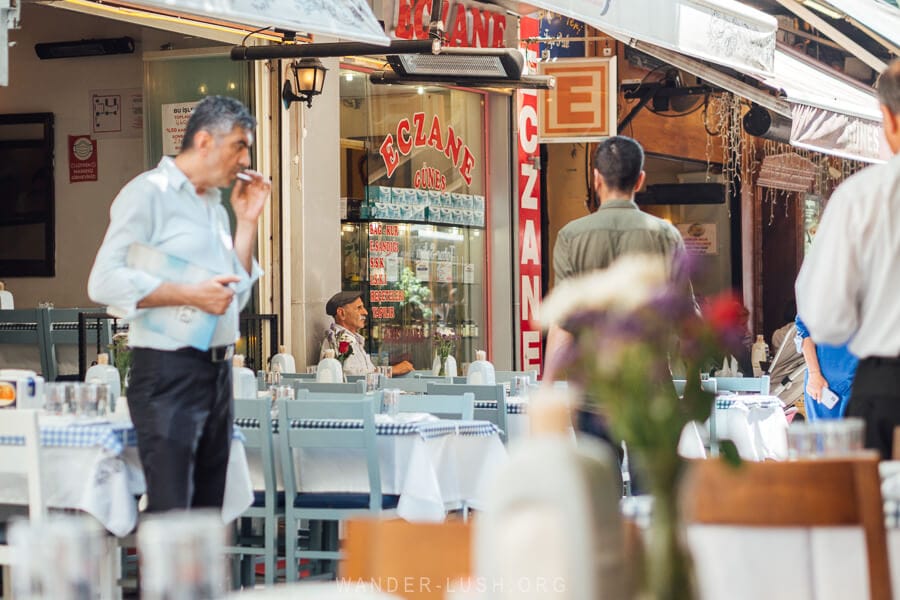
[466,350,496,385]
[85,352,120,412]
[751,334,769,377]
[316,349,344,383]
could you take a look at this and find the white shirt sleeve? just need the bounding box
[795,184,861,346]
[87,181,163,319]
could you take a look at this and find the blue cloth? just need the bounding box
[795,315,858,420]
[88,156,262,350]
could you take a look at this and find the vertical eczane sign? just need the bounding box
[518,87,542,373]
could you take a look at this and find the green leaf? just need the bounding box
[717,440,742,468]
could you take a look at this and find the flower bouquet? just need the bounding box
[325,325,355,365]
[541,254,745,600]
[432,327,457,377]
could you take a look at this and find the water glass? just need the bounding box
[75,383,103,417]
[305,365,318,375]
[43,382,66,415]
[788,418,866,459]
[382,388,400,416]
[269,385,294,420]
[366,372,381,393]
[9,515,104,600]
[511,376,531,399]
[378,365,392,380]
[138,510,225,600]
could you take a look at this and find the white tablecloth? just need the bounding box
[246,416,507,522]
[678,394,788,461]
[0,415,253,536]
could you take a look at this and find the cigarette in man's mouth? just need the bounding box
[235,171,253,182]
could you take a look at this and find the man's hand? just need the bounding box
[391,360,414,376]
[231,170,270,224]
[806,371,828,401]
[190,275,240,315]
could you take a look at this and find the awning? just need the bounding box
[756,45,888,163]
[491,0,777,77]
[51,0,390,46]
[814,0,900,53]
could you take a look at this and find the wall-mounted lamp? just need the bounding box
[281,57,328,109]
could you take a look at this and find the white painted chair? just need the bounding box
[0,409,45,597]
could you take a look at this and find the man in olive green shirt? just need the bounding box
[545,136,687,380]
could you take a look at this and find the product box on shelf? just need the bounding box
[366,186,392,203]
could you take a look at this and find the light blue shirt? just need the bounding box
[88,157,262,350]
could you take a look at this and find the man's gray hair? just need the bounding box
[180,96,256,152]
[876,59,900,116]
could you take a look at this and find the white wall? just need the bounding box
[1,4,216,308]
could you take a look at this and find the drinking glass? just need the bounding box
[43,382,66,415]
[382,388,400,416]
[511,376,531,399]
[305,365,318,375]
[378,365,392,380]
[76,383,102,417]
[366,372,381,393]
[138,510,225,600]
[788,423,815,459]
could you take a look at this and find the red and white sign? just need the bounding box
[517,19,542,373]
[161,101,198,156]
[68,135,98,183]
[539,57,617,142]
[379,112,477,186]
[390,0,507,48]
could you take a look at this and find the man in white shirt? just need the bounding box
[795,59,900,458]
[320,291,413,376]
[88,96,271,511]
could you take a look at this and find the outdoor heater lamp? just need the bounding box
[281,57,328,109]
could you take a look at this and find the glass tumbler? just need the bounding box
[43,382,66,415]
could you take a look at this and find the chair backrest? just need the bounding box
[233,398,277,501]
[290,380,366,395]
[712,375,770,395]
[279,372,317,381]
[672,378,718,396]
[342,518,472,600]
[427,383,507,441]
[44,307,110,381]
[380,377,430,394]
[681,454,890,600]
[397,393,475,420]
[277,397,384,512]
[0,308,51,376]
[0,409,45,524]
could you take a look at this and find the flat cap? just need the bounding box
[326,290,363,317]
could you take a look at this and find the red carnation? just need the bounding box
[338,340,351,355]
[704,292,744,333]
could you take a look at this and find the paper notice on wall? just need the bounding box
[91,88,142,138]
[415,260,430,282]
[676,223,718,255]
[162,101,199,156]
[436,262,453,283]
[463,263,475,284]
[386,255,400,282]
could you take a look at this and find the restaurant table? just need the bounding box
[678,394,788,461]
[0,414,253,536]
[242,413,508,522]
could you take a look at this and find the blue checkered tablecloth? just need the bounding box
[0,419,138,455]
[235,417,499,439]
[714,395,784,411]
[474,400,528,414]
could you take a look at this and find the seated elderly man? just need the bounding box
[321,291,414,377]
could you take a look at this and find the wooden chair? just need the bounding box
[397,393,475,420]
[226,398,283,587]
[681,454,891,600]
[427,383,507,442]
[712,375,770,395]
[277,397,398,581]
[341,518,472,600]
[0,410,46,596]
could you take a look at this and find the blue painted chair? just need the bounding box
[397,392,475,420]
[378,377,430,394]
[290,380,366,395]
[426,383,507,442]
[277,396,398,581]
[712,376,771,395]
[227,398,283,587]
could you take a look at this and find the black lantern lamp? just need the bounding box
[282,57,328,109]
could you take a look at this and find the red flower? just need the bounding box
[338,341,351,355]
[703,292,745,334]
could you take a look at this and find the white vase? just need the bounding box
[432,354,458,377]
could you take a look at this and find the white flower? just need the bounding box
[539,254,669,328]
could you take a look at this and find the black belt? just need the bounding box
[861,356,900,367]
[173,344,235,363]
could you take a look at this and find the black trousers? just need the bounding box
[847,357,900,459]
[128,347,233,513]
